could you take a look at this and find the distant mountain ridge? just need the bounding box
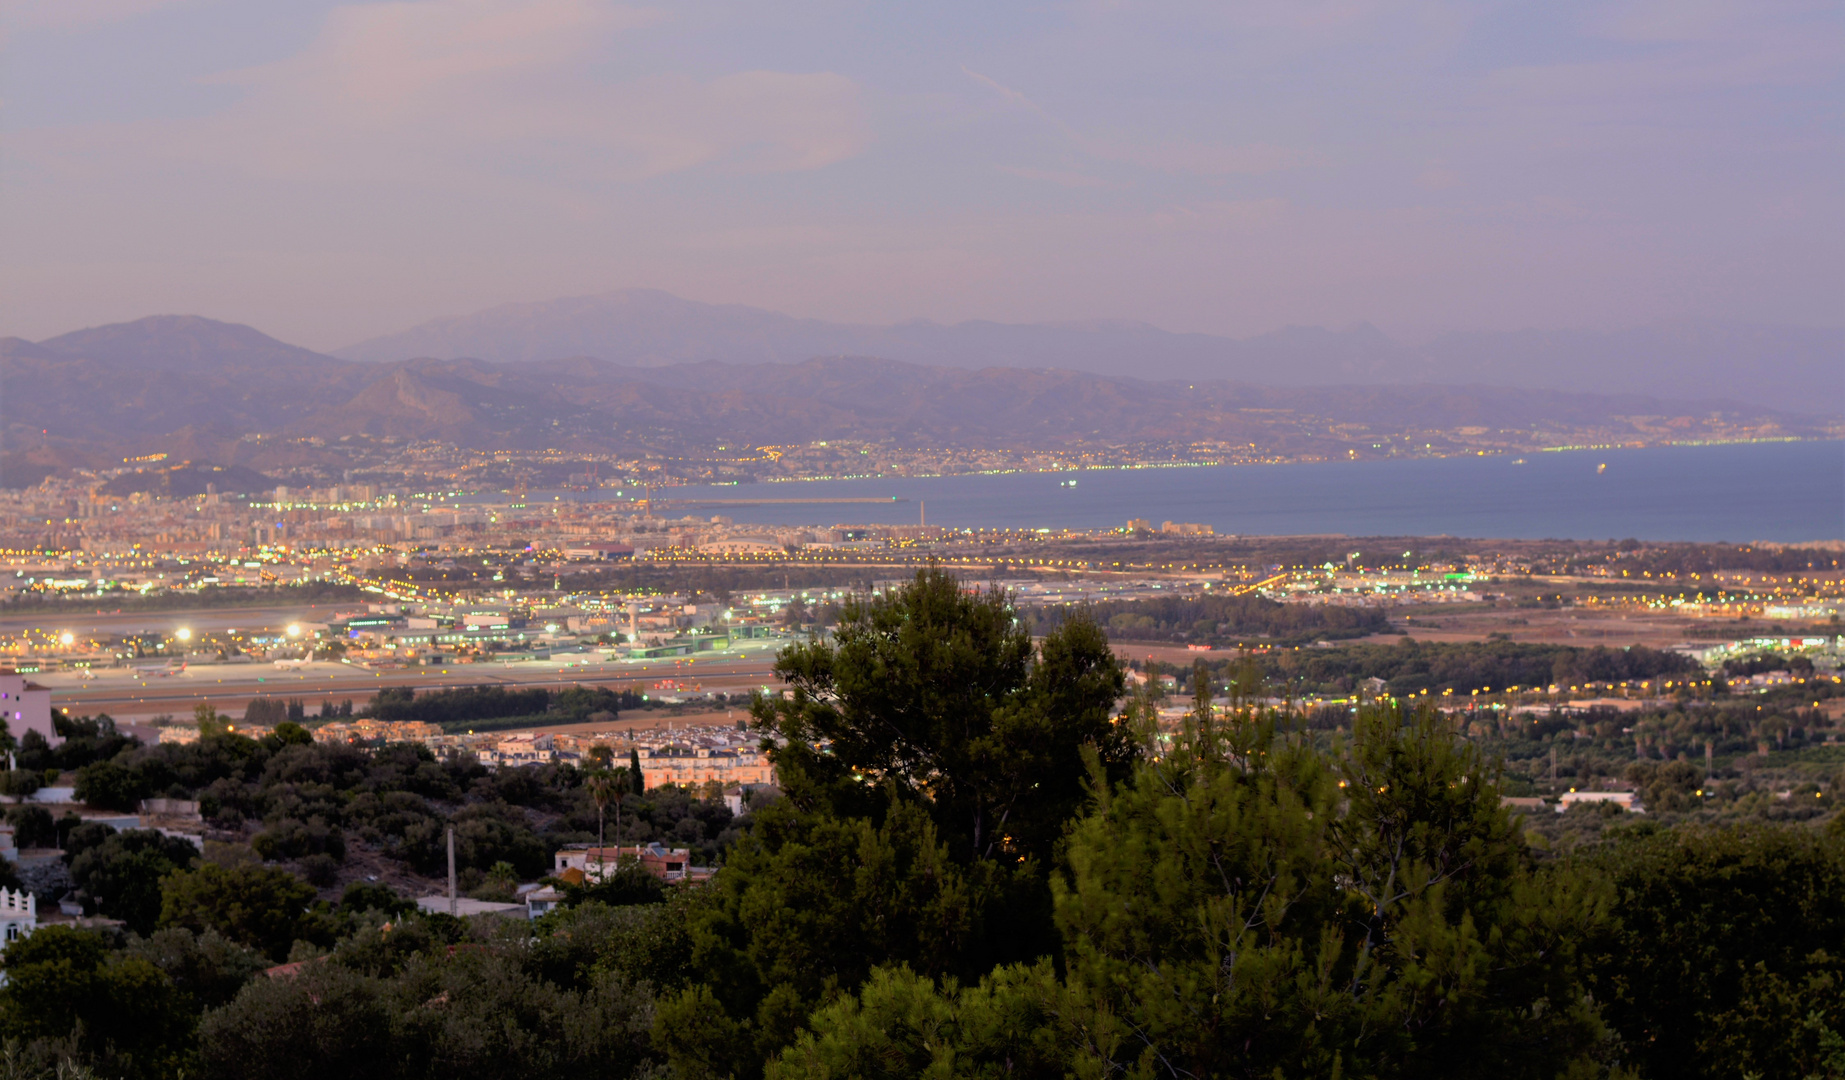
[333,289,1843,413]
[3,317,1835,478]
[42,314,335,373]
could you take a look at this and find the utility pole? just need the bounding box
[446,825,457,916]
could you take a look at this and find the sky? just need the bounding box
[3,0,1841,351]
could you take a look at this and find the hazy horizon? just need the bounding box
[5,1,1841,353]
[14,288,1845,358]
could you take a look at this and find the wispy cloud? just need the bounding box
[17,0,870,185]
[959,65,1050,117]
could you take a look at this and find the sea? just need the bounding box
[528,441,1845,543]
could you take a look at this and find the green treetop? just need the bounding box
[753,565,1131,866]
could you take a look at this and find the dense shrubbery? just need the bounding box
[1590,822,1845,1078]
[68,829,202,933]
[1029,590,1389,645]
[5,567,1845,1080]
[1242,637,1701,695]
[369,683,645,731]
[369,685,551,725]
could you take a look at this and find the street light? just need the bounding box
[175,627,192,642]
[59,632,74,646]
[286,624,301,637]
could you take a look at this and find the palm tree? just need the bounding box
[609,766,631,854]
[587,770,614,879]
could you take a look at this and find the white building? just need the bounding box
[523,884,565,919]
[1558,791,1641,813]
[0,671,60,748]
[0,888,36,943]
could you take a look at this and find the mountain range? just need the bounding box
[333,289,1844,415]
[2,314,1836,484]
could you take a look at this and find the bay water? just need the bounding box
[650,441,1843,542]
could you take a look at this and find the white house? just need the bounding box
[523,884,565,920]
[0,887,37,944]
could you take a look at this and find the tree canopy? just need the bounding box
[6,564,1845,1080]
[757,565,1132,864]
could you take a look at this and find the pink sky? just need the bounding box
[3,0,1840,350]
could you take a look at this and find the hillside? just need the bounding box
[334,289,1845,413]
[2,317,1836,470]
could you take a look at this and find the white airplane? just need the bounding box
[132,661,185,677]
[273,658,311,670]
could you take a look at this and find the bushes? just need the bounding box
[339,881,415,917]
[125,926,268,1013]
[6,804,55,848]
[399,801,548,879]
[1587,824,1845,1079]
[196,922,661,1080]
[366,684,637,733]
[1031,591,1389,645]
[73,759,148,812]
[252,816,347,864]
[68,829,201,933]
[159,863,322,962]
[1247,638,1700,696]
[196,961,395,1080]
[764,964,1064,1080]
[0,926,193,1078]
[656,798,1028,1077]
[369,685,553,727]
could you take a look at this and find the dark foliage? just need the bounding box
[68,829,202,933]
[368,684,636,729]
[11,567,1845,1080]
[1245,637,1700,696]
[159,863,323,961]
[1588,824,1845,1079]
[1030,590,1389,645]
